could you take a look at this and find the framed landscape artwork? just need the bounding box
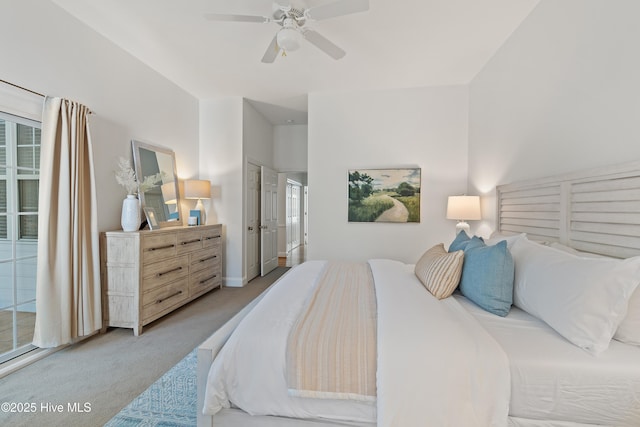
[348,168,421,223]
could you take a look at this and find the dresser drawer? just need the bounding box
[142,278,189,321]
[190,247,220,274]
[189,266,222,297]
[202,226,222,249]
[141,233,177,264]
[142,254,189,291]
[176,229,203,255]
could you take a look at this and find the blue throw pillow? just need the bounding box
[449,231,471,252]
[449,232,484,253]
[458,238,514,317]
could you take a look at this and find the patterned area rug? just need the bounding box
[105,349,197,427]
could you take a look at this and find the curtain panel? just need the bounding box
[33,97,101,348]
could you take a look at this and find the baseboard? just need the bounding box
[224,276,245,287]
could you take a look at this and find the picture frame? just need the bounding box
[143,207,160,230]
[348,168,421,223]
[190,209,202,226]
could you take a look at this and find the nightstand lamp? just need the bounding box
[184,179,211,225]
[446,195,481,235]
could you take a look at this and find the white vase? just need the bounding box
[121,195,140,232]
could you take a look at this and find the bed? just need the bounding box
[197,160,640,427]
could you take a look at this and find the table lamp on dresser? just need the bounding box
[185,179,211,225]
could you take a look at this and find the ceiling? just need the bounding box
[52,0,539,125]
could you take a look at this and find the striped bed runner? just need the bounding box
[286,261,377,401]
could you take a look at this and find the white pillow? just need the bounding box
[548,241,605,258]
[485,232,526,249]
[615,290,640,345]
[510,237,640,355]
[546,242,640,345]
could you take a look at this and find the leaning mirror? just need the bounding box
[131,140,182,228]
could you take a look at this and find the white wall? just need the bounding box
[243,100,275,169]
[200,97,244,286]
[468,0,640,236]
[2,0,199,233]
[308,86,469,263]
[273,125,308,172]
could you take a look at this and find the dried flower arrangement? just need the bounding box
[114,157,162,196]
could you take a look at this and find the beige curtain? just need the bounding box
[32,97,101,348]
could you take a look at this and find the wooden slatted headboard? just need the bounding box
[496,160,640,259]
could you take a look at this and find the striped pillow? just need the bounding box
[414,244,464,299]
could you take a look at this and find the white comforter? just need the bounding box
[371,259,510,427]
[203,259,510,427]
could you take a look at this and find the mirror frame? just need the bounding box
[131,140,182,228]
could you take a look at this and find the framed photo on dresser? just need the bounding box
[143,207,159,230]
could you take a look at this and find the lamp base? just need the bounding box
[195,199,206,225]
[455,221,470,236]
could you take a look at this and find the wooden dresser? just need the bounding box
[100,224,222,335]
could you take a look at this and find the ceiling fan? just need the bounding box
[205,0,369,63]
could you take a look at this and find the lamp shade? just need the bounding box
[446,196,481,221]
[184,179,211,200]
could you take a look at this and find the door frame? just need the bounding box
[286,178,302,252]
[245,161,261,282]
[260,165,279,276]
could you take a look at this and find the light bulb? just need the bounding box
[277,27,301,52]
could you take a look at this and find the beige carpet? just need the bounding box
[0,268,288,427]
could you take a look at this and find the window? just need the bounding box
[0,112,40,363]
[17,123,40,239]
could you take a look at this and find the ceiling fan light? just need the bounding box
[277,27,301,52]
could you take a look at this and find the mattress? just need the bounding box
[454,294,640,427]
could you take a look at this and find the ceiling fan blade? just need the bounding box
[305,0,369,21]
[261,34,280,63]
[302,29,346,60]
[204,13,269,23]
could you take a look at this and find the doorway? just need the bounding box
[278,173,307,268]
[245,162,279,283]
[286,179,301,253]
